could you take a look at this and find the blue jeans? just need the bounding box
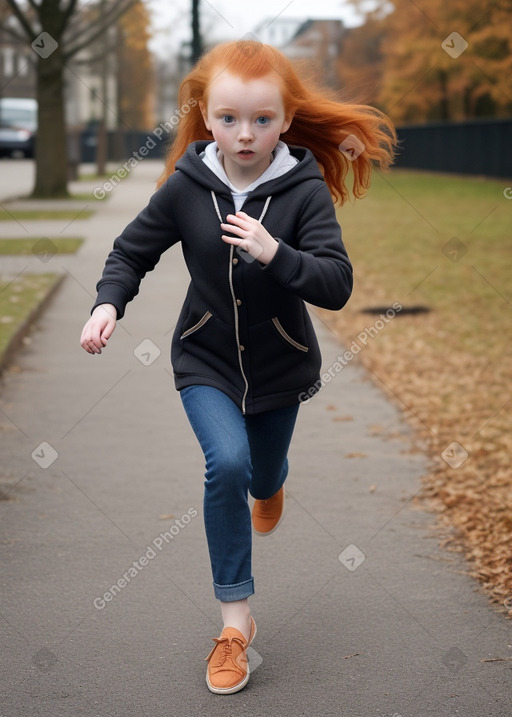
[180,385,299,602]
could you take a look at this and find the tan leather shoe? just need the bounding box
[252,486,285,536]
[205,617,257,694]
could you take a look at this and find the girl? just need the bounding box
[80,40,396,695]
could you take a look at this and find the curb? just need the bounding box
[0,273,66,377]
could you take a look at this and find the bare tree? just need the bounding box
[3,0,137,197]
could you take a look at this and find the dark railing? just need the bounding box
[79,128,170,163]
[394,118,512,178]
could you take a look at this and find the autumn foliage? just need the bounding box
[340,0,512,123]
[117,1,155,130]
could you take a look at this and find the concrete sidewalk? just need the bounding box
[0,160,510,717]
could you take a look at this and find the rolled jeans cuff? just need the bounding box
[213,577,255,602]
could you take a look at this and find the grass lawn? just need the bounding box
[0,274,62,364]
[0,208,94,221]
[78,172,126,183]
[69,193,107,201]
[0,238,83,255]
[316,168,512,609]
[77,173,105,181]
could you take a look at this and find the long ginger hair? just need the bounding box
[157,40,396,205]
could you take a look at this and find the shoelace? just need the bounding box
[216,639,232,666]
[206,635,246,665]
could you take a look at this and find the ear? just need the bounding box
[280,113,294,134]
[199,101,211,131]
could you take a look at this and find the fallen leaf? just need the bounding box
[369,425,384,434]
[315,275,512,610]
[480,657,512,663]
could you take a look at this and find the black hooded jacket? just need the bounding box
[92,140,353,413]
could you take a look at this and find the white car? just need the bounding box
[0,98,37,158]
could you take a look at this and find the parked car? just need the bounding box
[0,98,37,158]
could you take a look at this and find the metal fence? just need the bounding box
[79,129,169,163]
[394,118,512,178]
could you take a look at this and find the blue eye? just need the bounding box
[222,115,235,124]
[256,116,270,125]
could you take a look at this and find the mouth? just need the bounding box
[238,149,255,159]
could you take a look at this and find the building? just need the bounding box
[252,17,346,91]
[0,19,35,100]
[283,19,346,90]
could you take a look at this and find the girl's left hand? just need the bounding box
[220,212,278,265]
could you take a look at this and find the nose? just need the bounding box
[238,122,254,143]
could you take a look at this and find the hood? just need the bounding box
[174,140,325,199]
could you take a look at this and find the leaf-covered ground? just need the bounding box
[317,169,512,613]
[0,274,61,359]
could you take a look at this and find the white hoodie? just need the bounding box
[201,140,299,211]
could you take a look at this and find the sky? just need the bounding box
[148,0,371,58]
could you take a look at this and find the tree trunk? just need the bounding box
[463,86,473,119]
[96,0,108,175]
[191,0,202,66]
[32,42,69,197]
[438,69,450,121]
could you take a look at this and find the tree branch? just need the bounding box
[64,0,137,60]
[65,0,132,38]
[0,21,30,44]
[59,0,79,34]
[71,40,119,66]
[4,0,37,41]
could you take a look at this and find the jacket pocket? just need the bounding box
[180,310,213,339]
[173,311,239,382]
[272,317,308,352]
[248,316,312,397]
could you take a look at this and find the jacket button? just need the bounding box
[233,257,239,265]
[236,299,242,306]
[239,345,245,351]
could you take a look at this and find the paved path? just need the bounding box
[0,159,35,203]
[0,161,510,717]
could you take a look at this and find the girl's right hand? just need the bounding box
[80,303,117,355]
